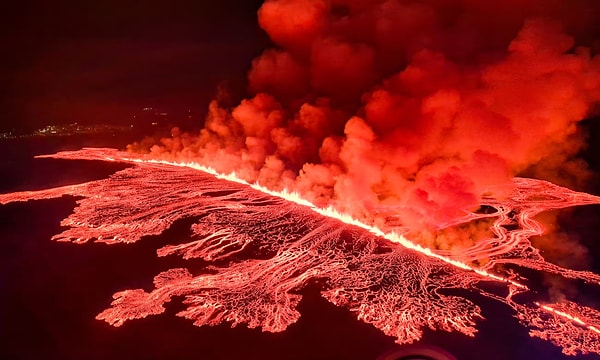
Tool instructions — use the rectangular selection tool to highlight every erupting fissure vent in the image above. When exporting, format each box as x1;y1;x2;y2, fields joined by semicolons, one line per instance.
1;147;600;356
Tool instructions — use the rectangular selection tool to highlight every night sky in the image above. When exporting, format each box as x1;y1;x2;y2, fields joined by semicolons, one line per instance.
3;1;600;359
1;0;268;131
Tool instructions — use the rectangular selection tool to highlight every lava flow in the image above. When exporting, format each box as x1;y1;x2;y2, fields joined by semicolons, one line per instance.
5;0;600;357
2;147;600;356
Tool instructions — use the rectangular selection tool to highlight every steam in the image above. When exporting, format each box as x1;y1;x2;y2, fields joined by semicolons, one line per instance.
129;0;600;231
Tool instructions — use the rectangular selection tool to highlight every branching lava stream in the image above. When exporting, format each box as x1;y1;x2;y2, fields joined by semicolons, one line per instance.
1;147;600;356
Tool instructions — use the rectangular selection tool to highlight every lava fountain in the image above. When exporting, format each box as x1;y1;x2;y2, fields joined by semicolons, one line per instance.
5;0;600;357
1;147;600;356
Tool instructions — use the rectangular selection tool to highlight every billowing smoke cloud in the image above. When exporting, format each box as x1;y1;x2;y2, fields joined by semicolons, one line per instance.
130;0;600;232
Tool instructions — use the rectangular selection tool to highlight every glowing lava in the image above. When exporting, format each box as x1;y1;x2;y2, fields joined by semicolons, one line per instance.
2;147;600;356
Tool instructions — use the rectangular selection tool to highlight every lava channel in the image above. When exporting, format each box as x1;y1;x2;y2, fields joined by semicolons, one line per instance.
1;147;600;356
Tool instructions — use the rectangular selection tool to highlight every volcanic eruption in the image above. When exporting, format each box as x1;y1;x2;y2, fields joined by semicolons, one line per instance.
3;0;600;357
131;0;600;232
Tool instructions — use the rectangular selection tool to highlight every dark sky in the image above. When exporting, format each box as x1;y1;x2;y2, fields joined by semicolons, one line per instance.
0;0;268;131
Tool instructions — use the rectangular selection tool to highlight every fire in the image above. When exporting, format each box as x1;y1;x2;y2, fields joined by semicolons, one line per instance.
3;147;600;356
131;1;600;235
516;301;600;356
536;303;592;329
5;0;600;356
131;156;531;289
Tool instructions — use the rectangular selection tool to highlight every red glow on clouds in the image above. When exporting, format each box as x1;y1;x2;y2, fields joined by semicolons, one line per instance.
5;0;600;357
130;0;600;232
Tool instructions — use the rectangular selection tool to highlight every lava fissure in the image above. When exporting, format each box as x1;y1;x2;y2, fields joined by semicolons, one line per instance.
2;147;600;356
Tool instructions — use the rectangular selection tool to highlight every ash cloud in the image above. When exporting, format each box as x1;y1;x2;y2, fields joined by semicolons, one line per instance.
130;0;600;230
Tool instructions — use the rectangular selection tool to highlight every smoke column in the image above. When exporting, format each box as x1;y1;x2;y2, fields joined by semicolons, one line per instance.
131;0;600;235
4;1;600;357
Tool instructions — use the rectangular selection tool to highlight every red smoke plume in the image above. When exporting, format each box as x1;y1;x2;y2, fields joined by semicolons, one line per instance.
130;0;600;231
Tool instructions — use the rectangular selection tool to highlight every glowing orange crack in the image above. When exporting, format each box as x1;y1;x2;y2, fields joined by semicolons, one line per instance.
117;156;527;289
536;302;600;335
6;147;597;355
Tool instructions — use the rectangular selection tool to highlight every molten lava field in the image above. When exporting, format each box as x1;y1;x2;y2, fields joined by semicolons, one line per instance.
2;147;600;358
